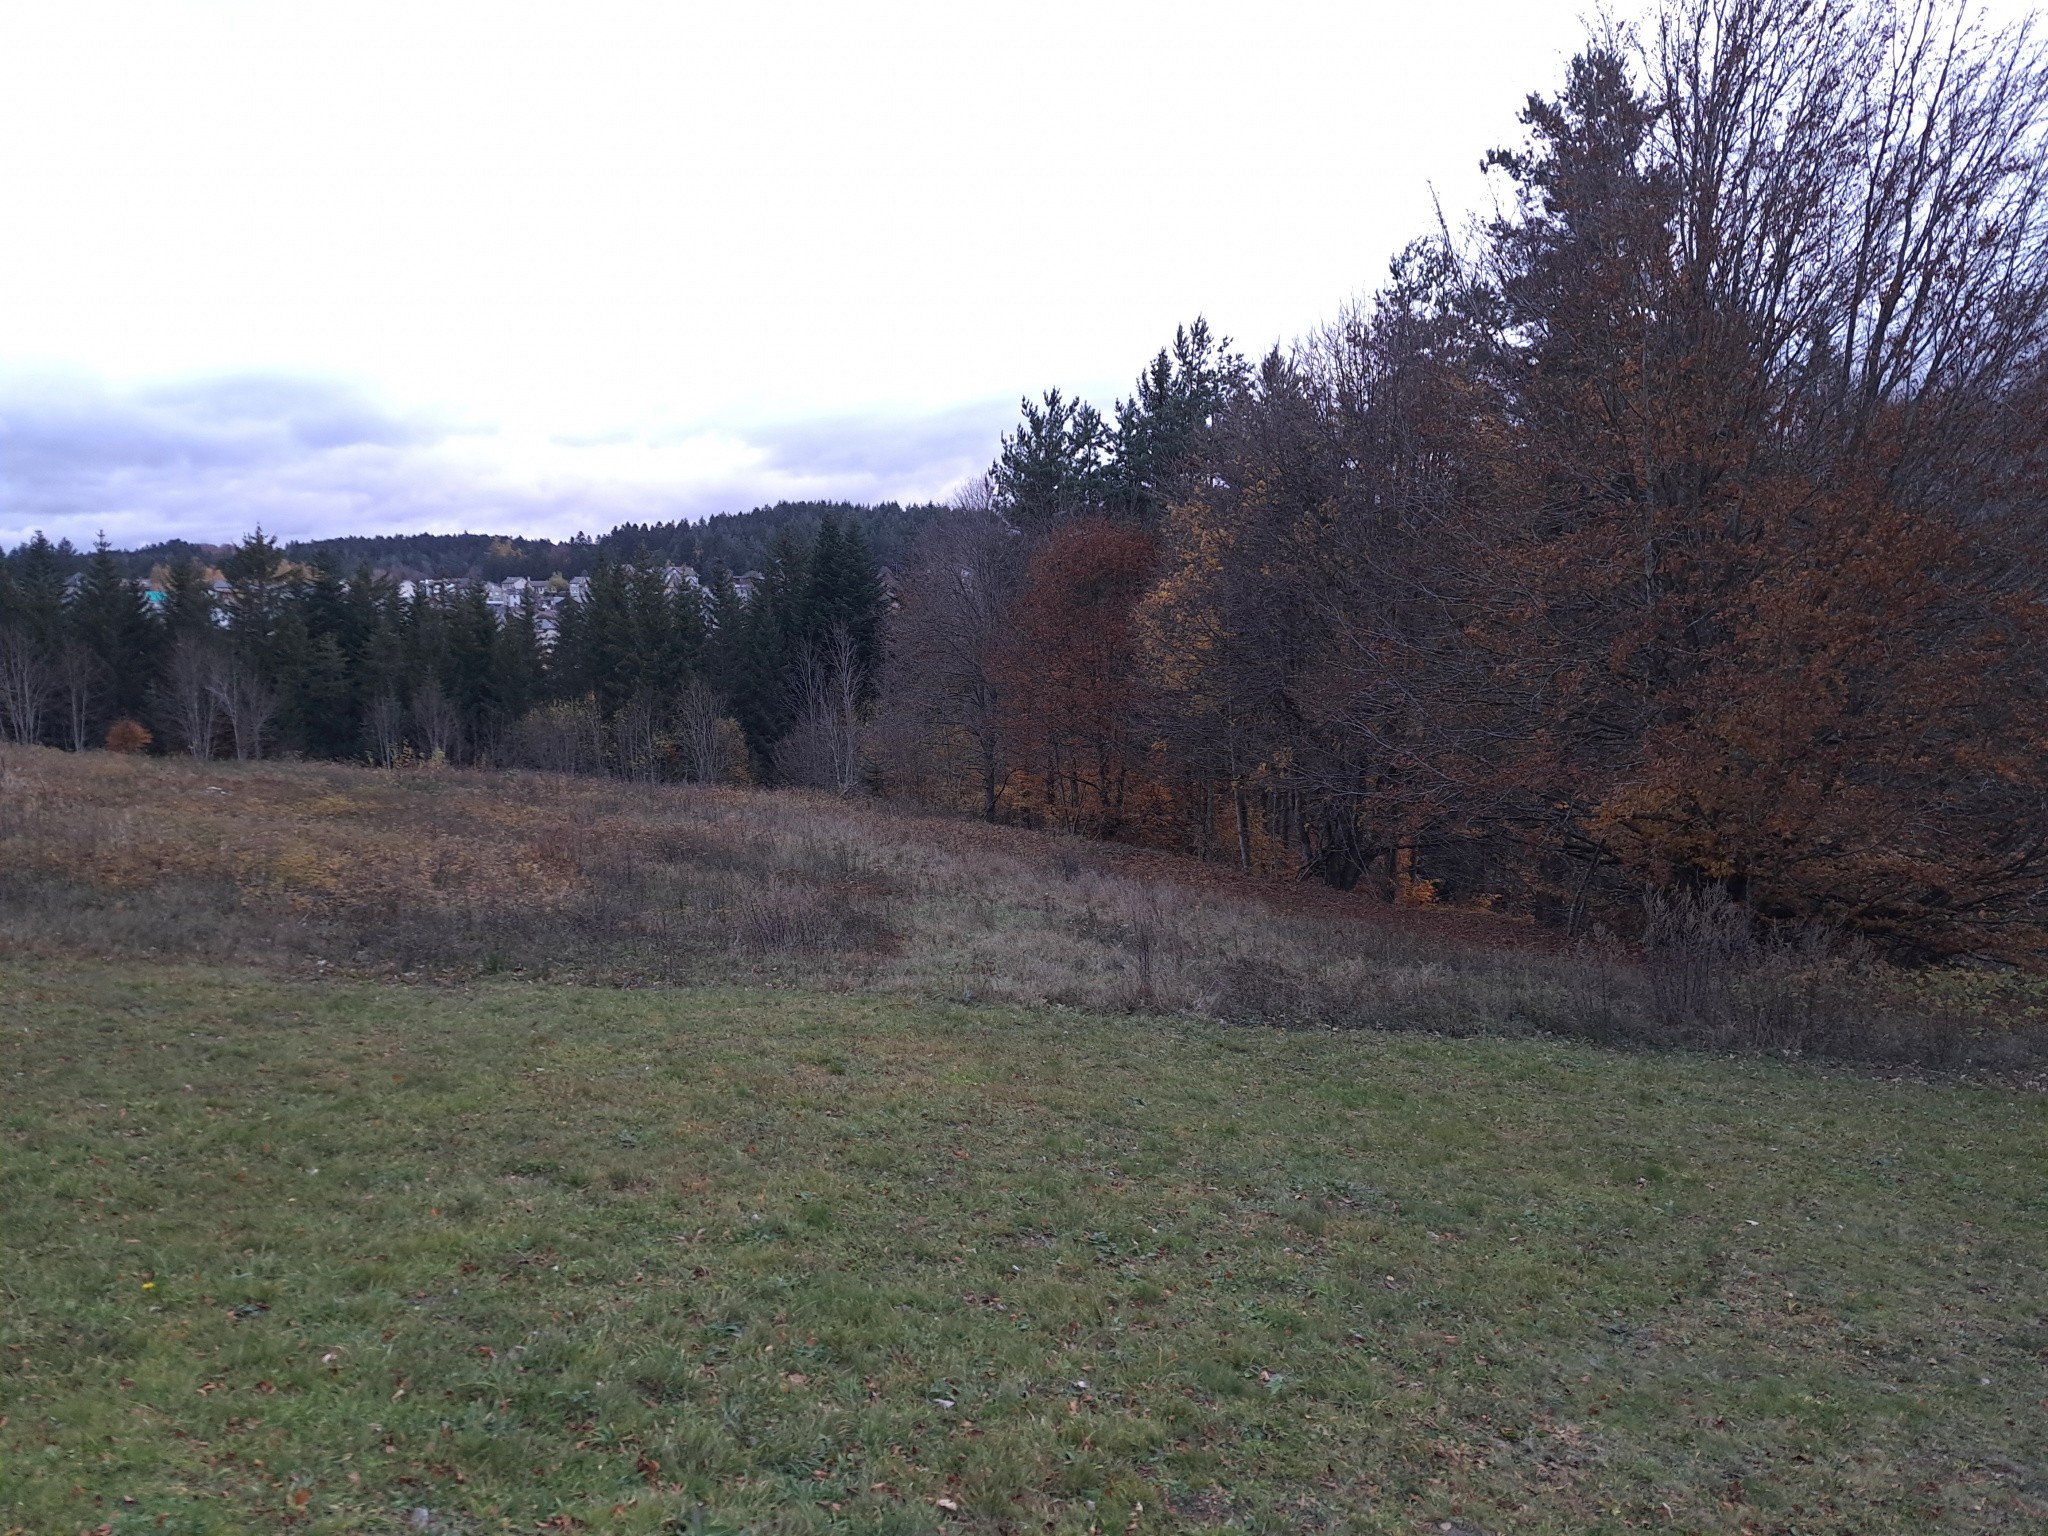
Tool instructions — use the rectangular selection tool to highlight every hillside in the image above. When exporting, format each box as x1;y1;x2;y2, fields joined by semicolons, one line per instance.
40;500;940;583
2;749;2045;1533
1;748;2040;1063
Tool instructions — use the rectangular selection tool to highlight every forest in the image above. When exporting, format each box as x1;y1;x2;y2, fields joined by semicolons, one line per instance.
56;499;937;586
3;0;2045;964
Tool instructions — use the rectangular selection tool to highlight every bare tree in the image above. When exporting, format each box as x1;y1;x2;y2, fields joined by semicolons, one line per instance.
0;627;52;746
509;699;604;775
612;690;663;782
875;493;1025;817
676;678;728;784
365;691;405;767
208;657;277;762
55;645;99;753
156;637;220;759
410;685;460;762
777;626;864;794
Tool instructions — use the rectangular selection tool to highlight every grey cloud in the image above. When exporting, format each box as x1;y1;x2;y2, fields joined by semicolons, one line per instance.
717;399;1013;484
0;372;433;483
136;375;436;452
0;371;1009;549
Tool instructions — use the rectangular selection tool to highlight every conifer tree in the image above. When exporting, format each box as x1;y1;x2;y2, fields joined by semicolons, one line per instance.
492;588;547;726
161;559;219;645
69;536;158;734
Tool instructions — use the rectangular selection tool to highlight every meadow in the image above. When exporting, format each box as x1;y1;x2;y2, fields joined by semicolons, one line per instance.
3;748;2045;1534
1;749;2038;1061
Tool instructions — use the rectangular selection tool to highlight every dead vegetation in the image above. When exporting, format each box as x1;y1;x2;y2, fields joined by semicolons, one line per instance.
1;745;2040;1069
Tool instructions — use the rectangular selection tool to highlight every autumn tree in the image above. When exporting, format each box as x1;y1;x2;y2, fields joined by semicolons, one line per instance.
1475;0;2048;953
878;481;1027;818
995;520;1160;837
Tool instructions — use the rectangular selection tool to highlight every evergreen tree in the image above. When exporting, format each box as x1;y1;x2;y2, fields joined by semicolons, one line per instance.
731;528;810;777
803;513;886;701
574;557;639;713
702;565;747;703
444;586;502;753
491;588;547;726
69;535;159;733
1108;318;1245;523
990;390;1114;531
293;630;356;759
161;559;219;645
8;532;68;652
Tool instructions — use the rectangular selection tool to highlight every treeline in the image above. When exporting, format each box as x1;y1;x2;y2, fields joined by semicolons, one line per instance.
40;502;937;585
0;518;885;788
879;0;2048;963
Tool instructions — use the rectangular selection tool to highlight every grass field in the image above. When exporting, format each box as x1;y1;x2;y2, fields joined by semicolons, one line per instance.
5;960;2044;1535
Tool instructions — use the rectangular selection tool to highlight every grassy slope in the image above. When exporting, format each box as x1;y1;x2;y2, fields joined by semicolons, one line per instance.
3;963;2043;1535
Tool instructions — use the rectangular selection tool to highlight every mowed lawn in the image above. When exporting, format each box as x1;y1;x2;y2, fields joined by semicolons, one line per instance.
3;965;2044;1535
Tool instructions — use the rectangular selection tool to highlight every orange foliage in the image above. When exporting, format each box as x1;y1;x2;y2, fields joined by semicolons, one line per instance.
993;521;1163;838
104;719;153;754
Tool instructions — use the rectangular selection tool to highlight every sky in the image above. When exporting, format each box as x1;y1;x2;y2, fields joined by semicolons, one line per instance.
2;0;1610;550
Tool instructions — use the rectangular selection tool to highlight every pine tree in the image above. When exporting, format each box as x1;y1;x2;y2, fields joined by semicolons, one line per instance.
161;559;219;645
70;535;159;736
491;588;547;726
444;586;502;754
1108;319;1244;524
731;528;810;777
990;391;1114;532
8;533;68;653
835;518;886;700
702;565;747;702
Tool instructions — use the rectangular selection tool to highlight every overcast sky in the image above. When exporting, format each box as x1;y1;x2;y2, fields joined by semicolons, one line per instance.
4;0;1638;548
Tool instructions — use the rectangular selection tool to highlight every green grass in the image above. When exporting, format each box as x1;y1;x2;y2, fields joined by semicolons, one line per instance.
3;963;2044;1535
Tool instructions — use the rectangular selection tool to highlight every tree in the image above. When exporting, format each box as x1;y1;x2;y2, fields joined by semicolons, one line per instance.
3;533;68;654
990;389;1114;532
729;528;810;779
879;487;1027;818
0;627;52;746
994;520;1159;837
160;558;219;644
1470;0;2048;953
54;645;99;752
776;625;865;794
156;637;220;759
675;678;732;785
70;535;158;735
1108;318;1246;523
208;655;277;762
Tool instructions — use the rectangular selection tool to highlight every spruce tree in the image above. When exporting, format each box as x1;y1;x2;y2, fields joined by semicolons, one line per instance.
731;528;810;777
702;565;746;704
491;588;547;725
161;559;219;644
70;536;158;734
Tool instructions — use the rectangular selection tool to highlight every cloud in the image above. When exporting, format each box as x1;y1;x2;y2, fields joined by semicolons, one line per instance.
0;370;1011;550
738;400;1013;486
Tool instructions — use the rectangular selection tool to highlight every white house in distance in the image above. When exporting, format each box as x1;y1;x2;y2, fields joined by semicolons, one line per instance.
427;565;708;646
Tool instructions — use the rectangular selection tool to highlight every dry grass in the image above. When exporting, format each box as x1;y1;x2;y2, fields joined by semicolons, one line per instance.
1;746;2040;1068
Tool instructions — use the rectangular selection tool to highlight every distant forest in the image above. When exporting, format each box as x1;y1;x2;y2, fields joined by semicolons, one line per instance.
16;501;938;584
4;0;2045;966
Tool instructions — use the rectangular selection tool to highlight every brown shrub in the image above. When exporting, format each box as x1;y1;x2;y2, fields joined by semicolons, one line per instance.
104;719;153;753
